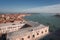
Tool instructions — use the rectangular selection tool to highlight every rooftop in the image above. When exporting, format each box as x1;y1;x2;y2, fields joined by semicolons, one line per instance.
0;21;25;28
7;21;48;38
25;21;40;27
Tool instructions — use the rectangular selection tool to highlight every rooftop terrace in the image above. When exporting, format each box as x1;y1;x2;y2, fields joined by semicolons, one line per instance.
7;21;48;38
0;21;25;28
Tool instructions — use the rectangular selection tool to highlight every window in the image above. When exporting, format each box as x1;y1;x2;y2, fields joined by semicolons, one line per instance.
0;28;1;30
21;38;24;40
12;24;15;25
32;35;35;38
41;31;43;34
10;21;14;23
45;30;47;32
37;33;39;35
28;36;30;38
29;29;33;31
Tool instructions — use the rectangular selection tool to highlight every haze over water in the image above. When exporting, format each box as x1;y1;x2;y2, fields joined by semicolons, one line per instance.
25;13;60;40
25;13;60;31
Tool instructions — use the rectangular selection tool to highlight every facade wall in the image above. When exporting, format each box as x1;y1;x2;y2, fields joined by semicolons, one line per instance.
32;27;49;40
8;26;49;40
0;24;25;34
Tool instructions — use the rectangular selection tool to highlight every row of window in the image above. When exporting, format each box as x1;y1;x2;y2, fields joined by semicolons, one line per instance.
8;27;16;29
0;22;24;30
8;26;20;29
21;30;47;40
0;26;20;33
0;26;20;30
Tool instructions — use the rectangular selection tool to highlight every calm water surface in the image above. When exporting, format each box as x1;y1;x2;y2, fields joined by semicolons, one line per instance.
25;13;60;40
25;13;60;30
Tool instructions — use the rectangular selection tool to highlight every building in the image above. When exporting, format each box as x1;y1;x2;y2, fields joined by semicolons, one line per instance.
0;21;25;34
0;13;30;34
0;14;31;23
0;14;49;40
7;21;49;40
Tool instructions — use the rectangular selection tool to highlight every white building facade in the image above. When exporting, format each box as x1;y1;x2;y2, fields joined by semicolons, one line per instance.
0;21;25;34
7;24;49;40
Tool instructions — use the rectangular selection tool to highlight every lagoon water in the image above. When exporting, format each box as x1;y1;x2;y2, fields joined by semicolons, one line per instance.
25;13;60;30
25;13;60;40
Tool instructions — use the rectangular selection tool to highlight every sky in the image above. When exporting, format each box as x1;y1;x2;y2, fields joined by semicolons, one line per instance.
0;0;60;13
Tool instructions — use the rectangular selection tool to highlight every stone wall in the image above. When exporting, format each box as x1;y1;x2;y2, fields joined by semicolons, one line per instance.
7;26;49;40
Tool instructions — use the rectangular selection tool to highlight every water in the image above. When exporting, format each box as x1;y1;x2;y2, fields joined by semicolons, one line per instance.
25;13;60;40
25;13;60;30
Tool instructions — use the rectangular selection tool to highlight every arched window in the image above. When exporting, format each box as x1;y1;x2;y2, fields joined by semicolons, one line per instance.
37;33;39;35
41;31;43;34
32;35;35;38
28;36;30;38
45;30;47;32
12;24;15;25
21;38;24;40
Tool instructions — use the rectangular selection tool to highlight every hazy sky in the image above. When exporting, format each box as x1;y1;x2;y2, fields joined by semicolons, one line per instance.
0;0;60;13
